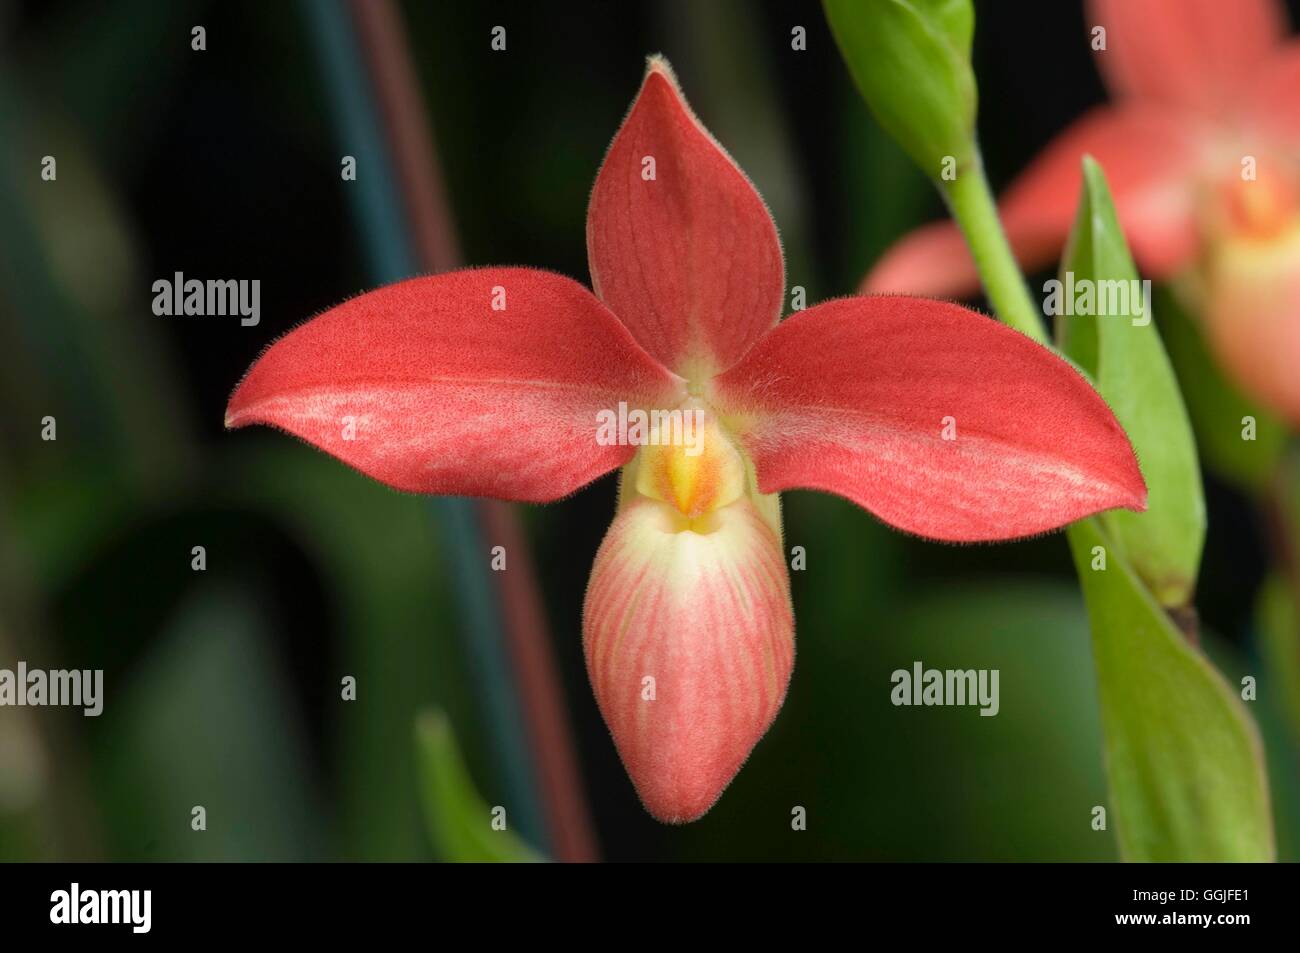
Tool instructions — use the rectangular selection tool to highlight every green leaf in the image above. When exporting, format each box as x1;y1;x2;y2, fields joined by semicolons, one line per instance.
1067;519;1274;861
824;0;976;175
1059;157;1205;607
414;711;543;863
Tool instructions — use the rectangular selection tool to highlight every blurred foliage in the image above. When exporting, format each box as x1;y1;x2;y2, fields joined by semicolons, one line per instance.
227;443;459;860
1259;577;1300;741
89;586;323;861
415;710;542;862
1254;574;1300;858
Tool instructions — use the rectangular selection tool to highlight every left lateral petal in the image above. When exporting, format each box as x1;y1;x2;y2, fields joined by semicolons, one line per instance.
226;268;683;501
587;57;784;379
711;296;1147;542
583;495;793;823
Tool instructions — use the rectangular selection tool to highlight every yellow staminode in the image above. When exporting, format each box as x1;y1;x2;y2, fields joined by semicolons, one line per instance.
634;407;745;520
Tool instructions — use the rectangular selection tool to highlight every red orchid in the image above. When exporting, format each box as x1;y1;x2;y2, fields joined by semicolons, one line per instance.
226;57;1146;823
865;0;1300;424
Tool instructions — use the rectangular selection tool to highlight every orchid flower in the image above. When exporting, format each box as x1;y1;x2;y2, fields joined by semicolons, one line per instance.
864;0;1300;425
226;57;1146;823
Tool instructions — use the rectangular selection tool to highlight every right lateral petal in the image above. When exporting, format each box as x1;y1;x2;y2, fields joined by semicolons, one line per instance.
226;268;683;501
711;296;1147;542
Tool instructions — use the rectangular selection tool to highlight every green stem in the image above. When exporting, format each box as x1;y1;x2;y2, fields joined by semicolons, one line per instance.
942;157;1046;344
942;150;1104;557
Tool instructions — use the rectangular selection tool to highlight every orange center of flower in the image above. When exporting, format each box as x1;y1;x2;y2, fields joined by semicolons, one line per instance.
633;402;746;521
1212;165;1299;242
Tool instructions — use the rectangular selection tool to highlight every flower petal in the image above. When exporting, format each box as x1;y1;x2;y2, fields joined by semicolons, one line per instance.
861;219;983;300
583;495;793;823
1203;225;1300;425
1088;0;1285;112
1244;40;1300;151
226;268;683;500
587;56;784;379
864;107;1205;298
711;296;1147;542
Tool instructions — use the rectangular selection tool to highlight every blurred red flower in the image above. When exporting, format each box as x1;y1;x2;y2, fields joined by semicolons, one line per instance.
866;0;1300;423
